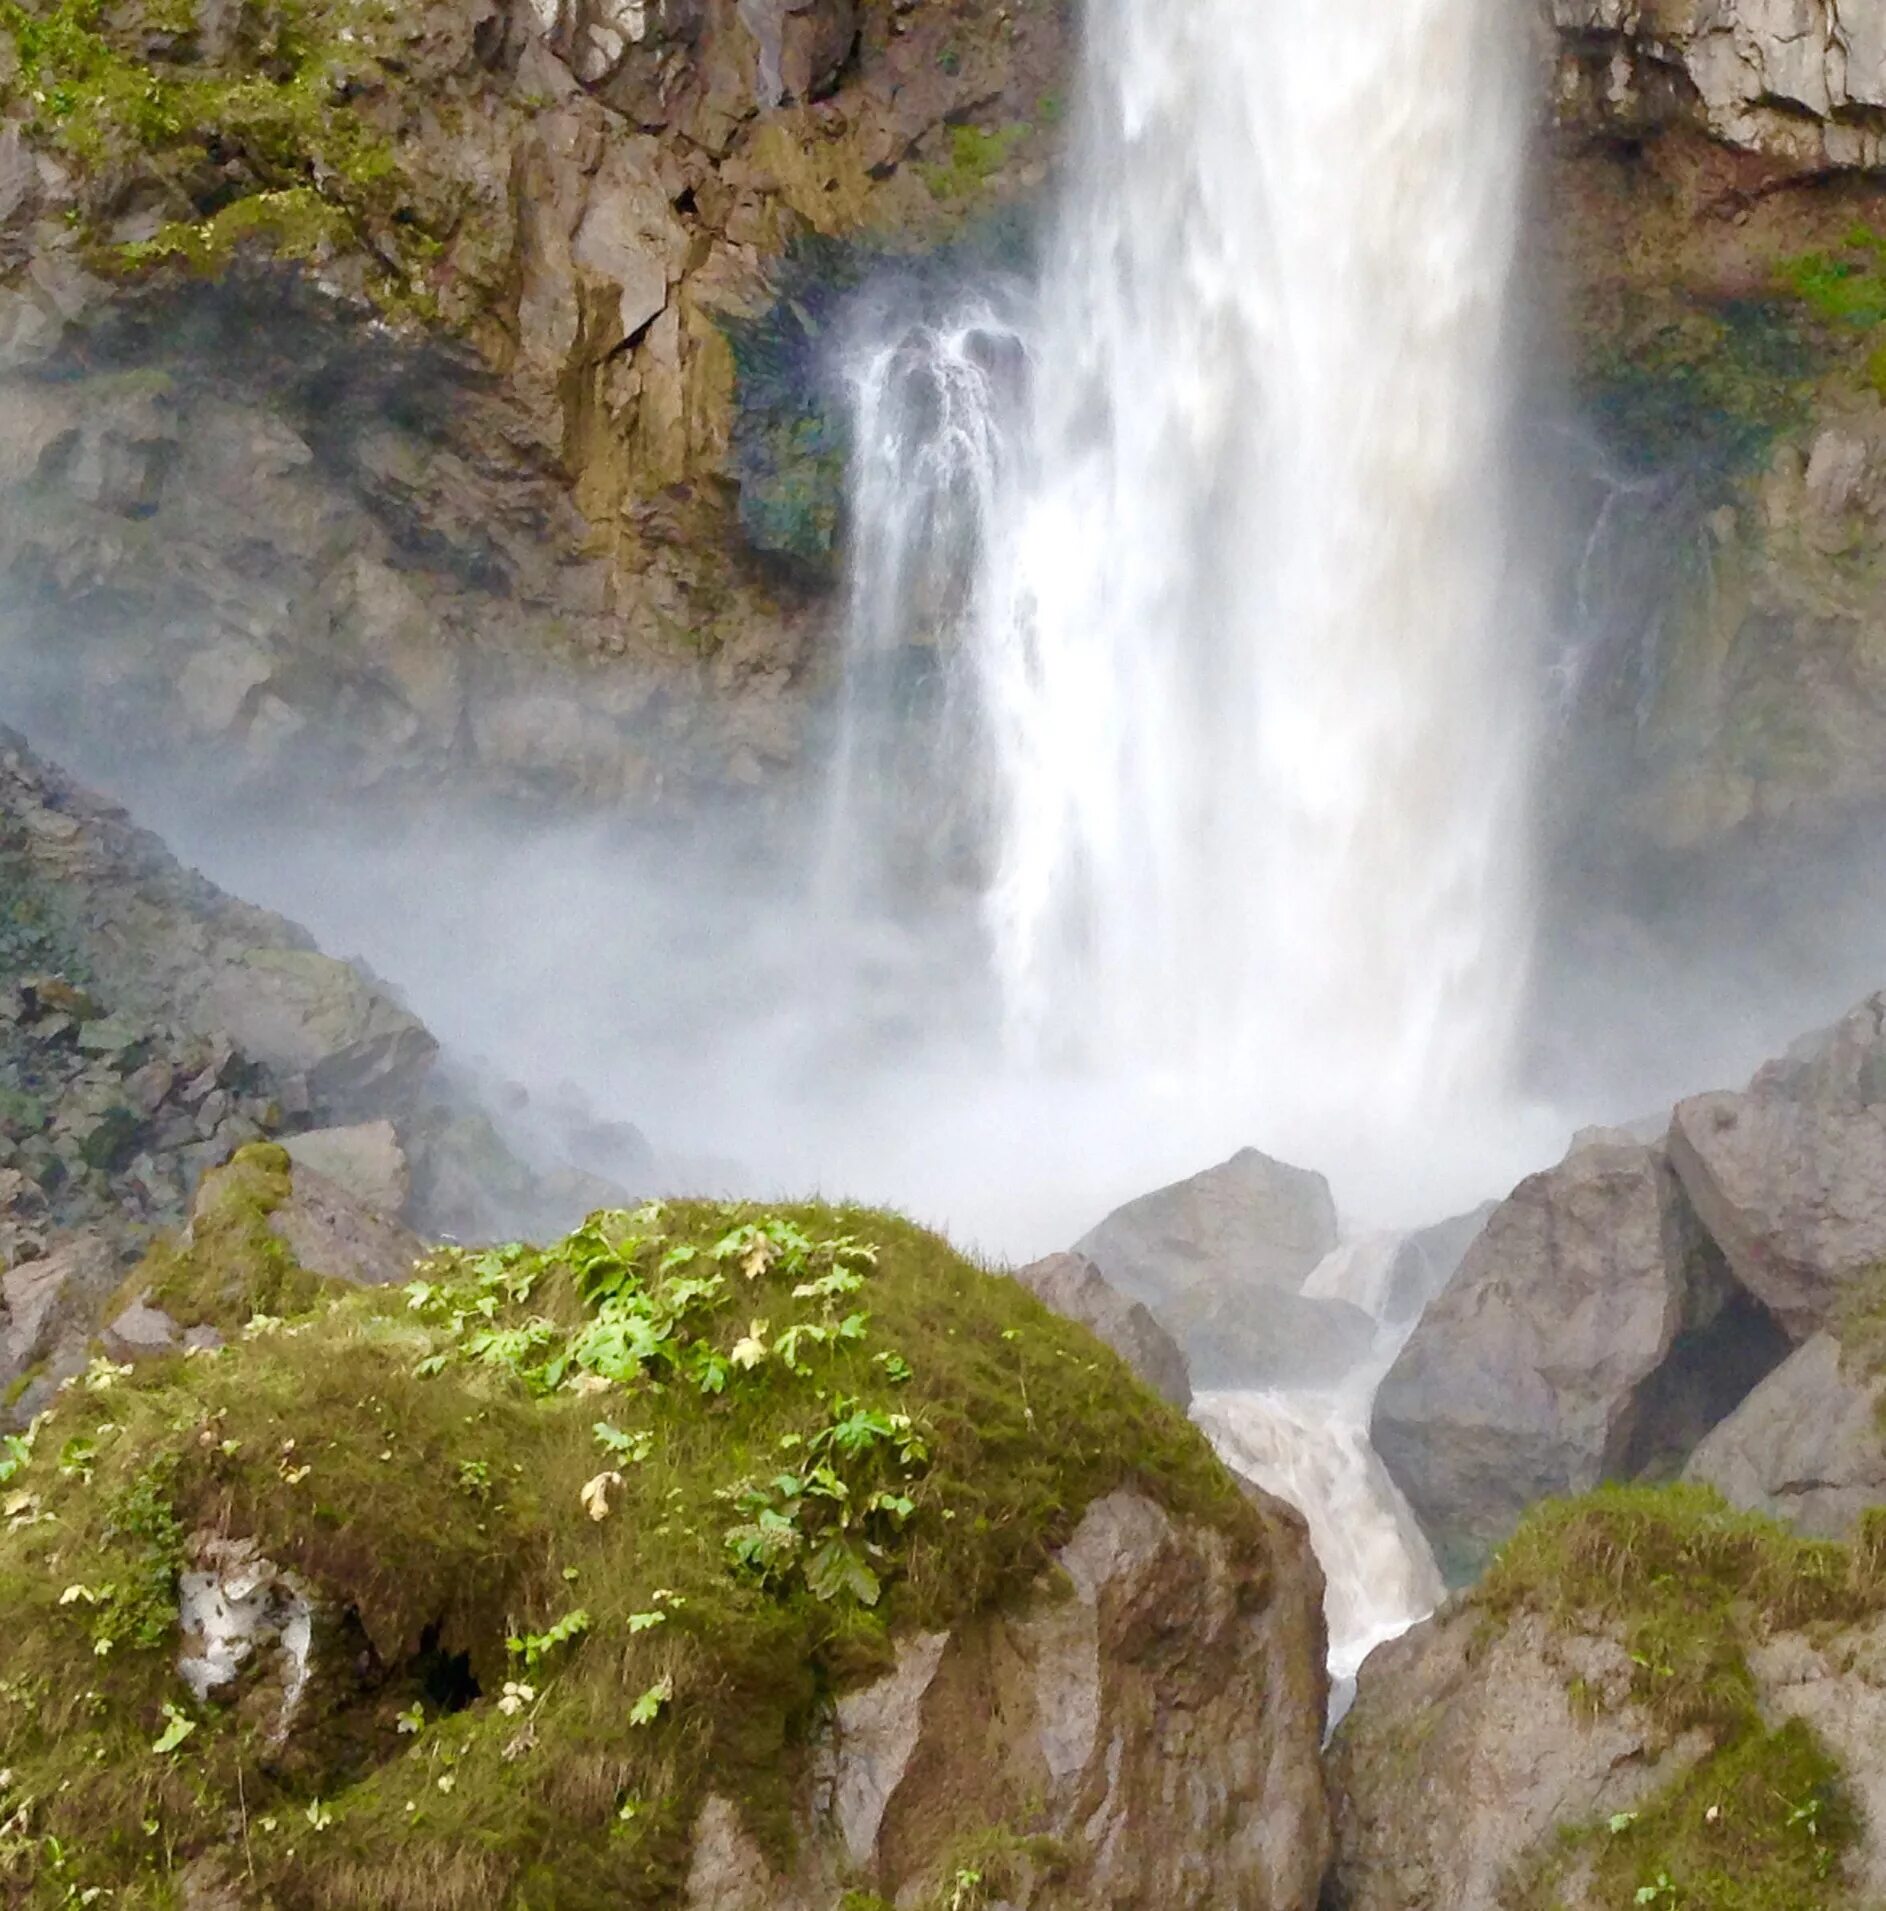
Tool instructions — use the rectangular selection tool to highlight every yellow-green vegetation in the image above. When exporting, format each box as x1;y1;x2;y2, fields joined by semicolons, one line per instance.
0;0;459;312
918;121;1028;204
1486;1484;1884;1909
0;1189;1256;1906
1777;225;1886;400
127;1141;326;1329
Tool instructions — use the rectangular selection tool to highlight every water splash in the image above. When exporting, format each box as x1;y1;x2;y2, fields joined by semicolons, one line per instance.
1195;1384;1444;1691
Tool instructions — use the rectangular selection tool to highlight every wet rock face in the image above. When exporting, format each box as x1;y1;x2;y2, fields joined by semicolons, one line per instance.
0;0;1069;808
682;1488;1333;1911
1373;1136;1788;1582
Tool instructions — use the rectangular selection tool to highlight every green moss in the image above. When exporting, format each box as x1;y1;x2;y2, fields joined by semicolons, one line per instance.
127;1142;326;1331
919;122;1027;204
1778;226;1886;331
1578;296;1813;478
0;0;450;314
1518;1719;1855;1911
1481;1484;1876;1736
1486;1486;1881;1910
0;1196;1258;1906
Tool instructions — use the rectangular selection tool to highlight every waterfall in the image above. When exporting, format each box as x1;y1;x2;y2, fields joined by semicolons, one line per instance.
831;0;1536;1160
1195;1235;1448;1696
821;0;1537;1675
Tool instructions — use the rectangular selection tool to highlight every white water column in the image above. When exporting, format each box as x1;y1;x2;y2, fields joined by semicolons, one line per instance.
967;0;1536;1131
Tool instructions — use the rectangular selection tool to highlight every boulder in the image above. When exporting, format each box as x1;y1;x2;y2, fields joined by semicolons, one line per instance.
1328;1604;1698;1911
1012;1253;1192;1408
1163;1280;1376;1392
1373;1139;1786;1582
283;1120;410;1219
265;1162;426;1291
196;950;436;1118
1684;1333;1886;1540
682;1489;1332;1910
1073;1147;1339;1314
1;1231;117;1376
1332;1486;1886;1908
1667;994;1886;1341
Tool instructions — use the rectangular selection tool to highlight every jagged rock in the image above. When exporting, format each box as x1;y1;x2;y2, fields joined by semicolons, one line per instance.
1073;1147;1339;1314
1373;1138;1788;1581
1328;1603;1711;1911
0;0;1067;807
195;951;434;1118
1551;0;1886;171
1668;994;1886;1341
283;1120;410;1220
680;1489;1332;1910
1684;1333;1886;1539
1012;1252;1192;1408
265;1162;426;1291
1;1231;118;1377
100;1295;187;1362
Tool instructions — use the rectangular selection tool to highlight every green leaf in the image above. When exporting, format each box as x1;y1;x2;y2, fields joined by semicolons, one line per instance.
804;1537;881;1607
629;1673;673;1726
151;1702;196;1755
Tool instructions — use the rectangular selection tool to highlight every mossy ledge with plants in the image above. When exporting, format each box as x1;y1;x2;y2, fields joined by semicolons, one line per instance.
1486;1484;1886;1911
0;1146;1261;1907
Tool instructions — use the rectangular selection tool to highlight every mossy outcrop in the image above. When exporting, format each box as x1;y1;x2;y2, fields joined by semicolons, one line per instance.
1330;1482;1886;1910
0;0;1071;805
0;1181;1332;1907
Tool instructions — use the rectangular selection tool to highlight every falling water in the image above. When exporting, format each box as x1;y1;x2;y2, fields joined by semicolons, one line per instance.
832;0;1536;1155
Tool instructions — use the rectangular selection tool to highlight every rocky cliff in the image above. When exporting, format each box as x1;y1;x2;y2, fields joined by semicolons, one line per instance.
0;0;1067;803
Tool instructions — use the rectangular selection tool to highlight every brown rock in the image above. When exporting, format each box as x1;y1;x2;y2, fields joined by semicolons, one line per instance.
1013;1252;1192;1408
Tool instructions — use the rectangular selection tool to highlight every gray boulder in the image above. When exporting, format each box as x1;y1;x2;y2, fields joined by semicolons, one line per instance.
266;1162;426;1290
1163;1280;1375;1392
1013;1253;1192;1408
1329;1604;1696;1911
1668;994;1886;1341
1;1231;123;1421
283;1120;410;1220
1073;1147;1338;1314
1684;1333;1886;1540
1372;1138;1785;1583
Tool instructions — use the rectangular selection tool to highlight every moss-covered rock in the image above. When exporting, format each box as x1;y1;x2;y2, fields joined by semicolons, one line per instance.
1330;1482;1886;1910
0;1188;1328;1907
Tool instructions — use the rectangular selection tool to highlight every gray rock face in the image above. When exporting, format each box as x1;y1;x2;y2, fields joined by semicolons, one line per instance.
682;1487;1333;1910
1550;0;1886;170
1668;994;1886;1341
1373;1139;1784;1582
1013;1253;1192;1408
1074;1148;1339;1314
283;1121;410;1220
1329;1603;1704;1911
266;1163;427;1291
1684;1333;1886;1539
0;1232;120;1409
